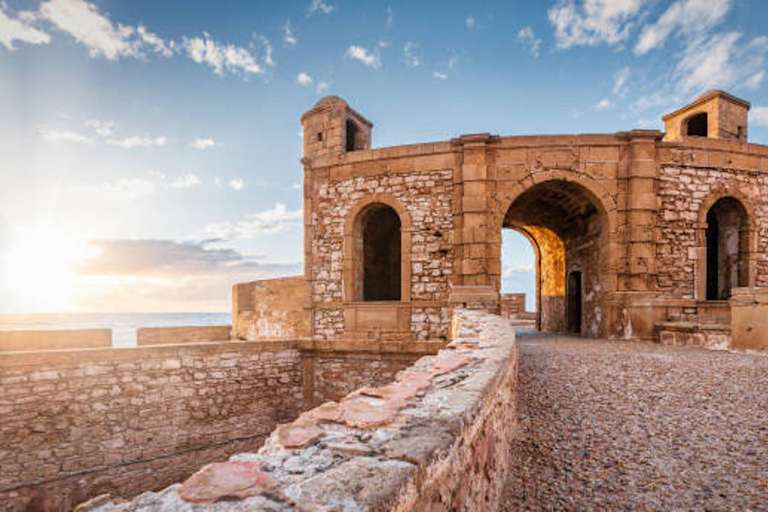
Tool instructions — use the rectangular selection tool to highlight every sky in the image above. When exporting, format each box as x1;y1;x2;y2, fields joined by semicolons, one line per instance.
1;0;767;313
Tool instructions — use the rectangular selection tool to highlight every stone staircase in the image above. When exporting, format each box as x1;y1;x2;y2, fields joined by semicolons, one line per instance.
654;303;732;350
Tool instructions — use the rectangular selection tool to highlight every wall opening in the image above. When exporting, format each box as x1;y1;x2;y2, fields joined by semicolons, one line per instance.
501;229;537;321
359;204;401;301
502;180;606;336
346;119;360;152
567;271;582;334
705;197;748;300
686;113;708;137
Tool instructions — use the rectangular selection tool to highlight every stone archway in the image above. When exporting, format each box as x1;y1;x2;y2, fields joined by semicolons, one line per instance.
502;179;608;336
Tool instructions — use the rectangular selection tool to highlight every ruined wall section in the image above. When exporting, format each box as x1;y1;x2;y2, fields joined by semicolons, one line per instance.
0;341;303;511
656;142;768;301
309;152;455;342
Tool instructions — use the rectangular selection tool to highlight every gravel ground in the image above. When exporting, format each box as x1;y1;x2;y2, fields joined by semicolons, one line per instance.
502;333;768;511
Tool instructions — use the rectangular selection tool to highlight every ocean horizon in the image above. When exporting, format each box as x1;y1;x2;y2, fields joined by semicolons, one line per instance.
0;312;232;347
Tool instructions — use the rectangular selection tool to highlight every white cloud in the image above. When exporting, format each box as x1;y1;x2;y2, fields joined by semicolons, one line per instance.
309;0;334;15
290;182;301;190
595;98;611;110
517;26;542;57
106;135;168;149
0;4;50;50
634;0;730;55
548;0;647;50
613;66;631;96
171;173;201;189
256;34;274;67
432;71;448;80
316;80;330;94
404;41;421;69
38;127;94;144
182;32;263;76
466;16;475;29
675;32;768;93
137;24;173;57
745;71;765;90
191;137;216;150
297;71;313;86
84;119;115;137
345;45;381;68
386;6;393;27
283;20;296;47
750;106;768;127
228;178;245;191
39;0;172;60
202;203;302;239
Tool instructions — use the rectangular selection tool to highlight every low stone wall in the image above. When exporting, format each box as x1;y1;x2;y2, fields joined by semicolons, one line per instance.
82;309;518;511
0;329;112;352
136;325;231;346
0;341;303;511
730;287;768;351
299;340;439;407
232;276;310;341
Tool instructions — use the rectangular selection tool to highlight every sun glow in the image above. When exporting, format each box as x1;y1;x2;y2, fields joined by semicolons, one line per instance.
0;226;101;313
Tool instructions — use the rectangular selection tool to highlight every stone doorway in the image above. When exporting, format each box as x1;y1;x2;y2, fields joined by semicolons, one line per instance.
502;179;607;336
567;270;582;334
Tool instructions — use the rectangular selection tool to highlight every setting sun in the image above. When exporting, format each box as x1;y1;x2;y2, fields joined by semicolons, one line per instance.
0;226;101;312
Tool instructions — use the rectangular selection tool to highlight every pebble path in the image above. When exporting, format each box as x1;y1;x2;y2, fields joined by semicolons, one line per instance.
503;332;768;511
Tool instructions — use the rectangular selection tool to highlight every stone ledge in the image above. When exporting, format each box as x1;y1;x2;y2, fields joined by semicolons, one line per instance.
78;309;518;511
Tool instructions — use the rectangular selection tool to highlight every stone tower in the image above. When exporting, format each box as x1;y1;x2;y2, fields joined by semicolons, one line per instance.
663;89;750;143
300;96;373;161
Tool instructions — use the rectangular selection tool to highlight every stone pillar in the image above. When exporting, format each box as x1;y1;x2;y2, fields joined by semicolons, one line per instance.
620;130;661;339
452;134;498;287
730;287;768;351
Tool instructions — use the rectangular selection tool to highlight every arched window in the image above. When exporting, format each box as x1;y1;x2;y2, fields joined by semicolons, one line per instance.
686;113;708;137
706;197;748;300
346;119;360;152
358;204;401;301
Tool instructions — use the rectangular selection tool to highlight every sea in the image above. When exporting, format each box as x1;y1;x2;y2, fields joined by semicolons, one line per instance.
0;312;231;348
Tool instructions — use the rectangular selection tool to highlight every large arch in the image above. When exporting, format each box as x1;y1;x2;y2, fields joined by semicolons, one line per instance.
500;179;609;336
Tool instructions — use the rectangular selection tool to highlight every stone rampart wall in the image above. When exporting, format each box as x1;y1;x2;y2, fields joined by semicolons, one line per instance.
0;341;303;511
0;329;112;352
135;325;231;346
83;309;519;511
232;276;310;341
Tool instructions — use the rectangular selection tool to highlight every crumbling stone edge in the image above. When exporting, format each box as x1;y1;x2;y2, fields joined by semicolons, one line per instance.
77;309;518;511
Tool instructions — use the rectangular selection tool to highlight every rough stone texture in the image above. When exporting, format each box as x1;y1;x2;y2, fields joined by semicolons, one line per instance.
232;276;310;341
308;167;454;342
0;329;112;352
79;309;518;512
304;352;423;407
287;91;768;347
504;332;768;510
136;326;231;346
0;341;303;511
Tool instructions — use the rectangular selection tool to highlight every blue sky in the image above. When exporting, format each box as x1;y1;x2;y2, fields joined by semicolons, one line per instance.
1;0;767;313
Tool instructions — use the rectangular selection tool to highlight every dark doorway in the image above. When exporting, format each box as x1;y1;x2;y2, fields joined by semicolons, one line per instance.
705;197;748;300
686;113;708;137
346;120;359;152
706;210;719;300
362;204;401;301
567;271;582;334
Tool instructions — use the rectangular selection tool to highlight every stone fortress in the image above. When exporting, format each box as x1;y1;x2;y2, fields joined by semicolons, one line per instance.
279;89;768;350
3;90;768;510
